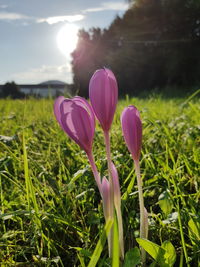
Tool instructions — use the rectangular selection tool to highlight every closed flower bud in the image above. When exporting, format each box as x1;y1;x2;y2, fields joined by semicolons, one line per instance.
89;68;118;132
121;105;142;161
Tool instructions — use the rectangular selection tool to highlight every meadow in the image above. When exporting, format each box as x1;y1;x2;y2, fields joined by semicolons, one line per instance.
0;94;199;266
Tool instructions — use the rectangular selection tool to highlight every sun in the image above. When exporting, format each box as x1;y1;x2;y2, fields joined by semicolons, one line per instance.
56;24;79;57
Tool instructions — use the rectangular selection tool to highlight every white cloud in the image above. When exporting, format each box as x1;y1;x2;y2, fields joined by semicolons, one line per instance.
0;11;84;25
0;11;29;20
83;7;105;13
83;2;129;13
0;4;8;9
102;2;129;11
0;2;128;24
37;14;84;25
11;64;72;84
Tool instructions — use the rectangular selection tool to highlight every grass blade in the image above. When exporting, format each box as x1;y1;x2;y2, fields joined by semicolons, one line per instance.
87;219;113;267
22;130;30;209
112;214;119;267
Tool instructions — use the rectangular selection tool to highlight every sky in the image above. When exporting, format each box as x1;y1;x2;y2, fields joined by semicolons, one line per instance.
0;0;129;84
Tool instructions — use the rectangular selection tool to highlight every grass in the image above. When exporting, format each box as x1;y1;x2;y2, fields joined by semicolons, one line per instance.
0;94;199;266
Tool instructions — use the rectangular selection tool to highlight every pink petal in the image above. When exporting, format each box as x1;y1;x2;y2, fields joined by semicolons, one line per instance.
53;96;65;128
60;100;94;153
73;96;95;131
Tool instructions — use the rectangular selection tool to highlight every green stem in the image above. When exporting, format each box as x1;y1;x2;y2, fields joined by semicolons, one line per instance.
134;159;146;265
87;151;102;195
104;130;114;217
104;130;115;258
115;204;124;259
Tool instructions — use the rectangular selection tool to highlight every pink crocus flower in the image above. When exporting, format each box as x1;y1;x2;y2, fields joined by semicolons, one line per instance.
54;96;95;155
89;68;118;248
121;105;142;161
89;68;118;132
121;105;148;264
54;96;102;193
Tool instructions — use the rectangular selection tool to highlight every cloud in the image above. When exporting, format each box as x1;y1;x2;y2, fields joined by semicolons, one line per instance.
0;11;84;25
0;11;29;20
83;7;105;13
83;2;129;13
0;2;128;25
0;4;8;9
37;14;84;24
11;64;72;84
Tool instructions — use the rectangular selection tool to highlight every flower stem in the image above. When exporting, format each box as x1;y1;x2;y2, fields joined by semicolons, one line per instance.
104;130;114;257
115;204;124;259
134;159;146;265
87;151;102;195
104;130;114;216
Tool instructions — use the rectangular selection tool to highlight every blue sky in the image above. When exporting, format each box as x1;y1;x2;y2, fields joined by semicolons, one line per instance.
0;0;129;84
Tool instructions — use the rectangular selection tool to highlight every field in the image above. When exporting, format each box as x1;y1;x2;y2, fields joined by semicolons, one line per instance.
0;94;199;266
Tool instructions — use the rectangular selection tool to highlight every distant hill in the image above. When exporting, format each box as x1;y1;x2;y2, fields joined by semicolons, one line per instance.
39;80;67;85
0;80;72;98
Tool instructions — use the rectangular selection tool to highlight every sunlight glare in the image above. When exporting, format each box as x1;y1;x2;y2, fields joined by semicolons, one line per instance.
57;24;79;57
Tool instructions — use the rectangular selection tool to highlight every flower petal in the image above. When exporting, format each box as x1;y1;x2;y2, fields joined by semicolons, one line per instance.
53;96;65;128
60;100;94;153
73;96;95;130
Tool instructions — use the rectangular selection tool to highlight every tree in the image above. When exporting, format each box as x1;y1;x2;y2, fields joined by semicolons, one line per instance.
0;82;25;99
71;0;200;96
71;28;107;97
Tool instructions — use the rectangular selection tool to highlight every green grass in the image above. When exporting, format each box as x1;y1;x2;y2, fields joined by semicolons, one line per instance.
0;95;199;266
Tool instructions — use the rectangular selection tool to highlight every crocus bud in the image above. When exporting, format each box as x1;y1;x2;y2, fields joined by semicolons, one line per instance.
89;68;118;132
54;96;95;154
121;106;142;161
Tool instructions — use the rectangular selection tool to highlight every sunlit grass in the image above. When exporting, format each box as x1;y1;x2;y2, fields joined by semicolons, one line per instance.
0;95;199;266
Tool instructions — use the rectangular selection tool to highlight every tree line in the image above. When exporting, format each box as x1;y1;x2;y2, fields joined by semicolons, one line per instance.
71;0;200;97
0;82;25;99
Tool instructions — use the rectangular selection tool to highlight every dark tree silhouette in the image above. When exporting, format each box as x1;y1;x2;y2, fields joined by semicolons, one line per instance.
71;0;200;96
0;82;25;99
